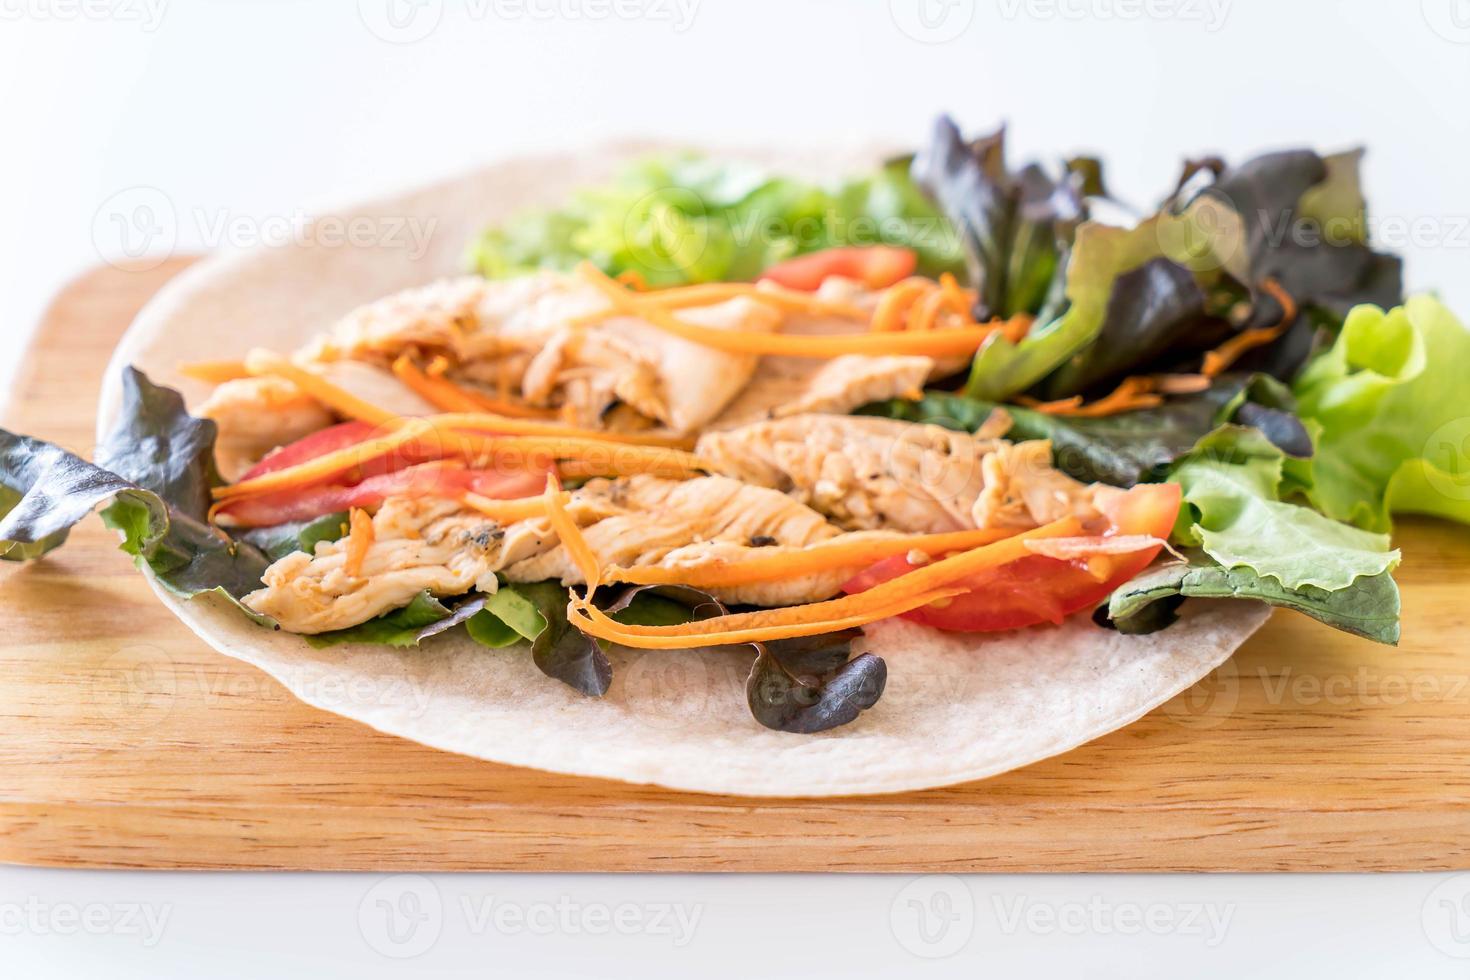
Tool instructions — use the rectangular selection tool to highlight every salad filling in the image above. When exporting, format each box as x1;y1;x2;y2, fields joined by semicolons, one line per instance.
6;115;1465;736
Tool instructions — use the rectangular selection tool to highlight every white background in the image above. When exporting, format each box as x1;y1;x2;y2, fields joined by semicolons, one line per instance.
2;0;1469;975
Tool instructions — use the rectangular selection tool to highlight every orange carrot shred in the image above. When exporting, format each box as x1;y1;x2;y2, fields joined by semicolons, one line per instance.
344;508;374;578
245;349;397;425
543;473;601;590
606;527;1018;589
1201;277;1299;377
178;360;251;384
576;263;999;359
566;516;1082;648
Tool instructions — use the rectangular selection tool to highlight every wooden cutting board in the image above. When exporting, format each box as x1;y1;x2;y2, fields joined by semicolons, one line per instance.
3;260;1468;872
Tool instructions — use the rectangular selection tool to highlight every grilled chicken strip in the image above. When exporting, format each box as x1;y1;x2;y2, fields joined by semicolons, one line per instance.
243;496;563;634
503;474;874;606
197;376;334;482
518;297;780;432
697;412;1095;534
242;473;873;632
292;272;780;434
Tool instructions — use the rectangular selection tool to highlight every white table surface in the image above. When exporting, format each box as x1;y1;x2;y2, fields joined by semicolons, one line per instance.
2;1;1468;975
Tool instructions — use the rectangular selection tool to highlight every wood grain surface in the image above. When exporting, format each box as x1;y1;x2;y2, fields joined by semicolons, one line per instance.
2;260;1468;871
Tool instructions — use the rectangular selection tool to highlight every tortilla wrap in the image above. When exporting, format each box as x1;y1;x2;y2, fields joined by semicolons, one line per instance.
98;143;1269;797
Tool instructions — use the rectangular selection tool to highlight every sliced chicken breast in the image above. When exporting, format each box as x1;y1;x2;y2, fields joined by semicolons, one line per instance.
197;376;335;481
243;496;558;634
503;474;858;605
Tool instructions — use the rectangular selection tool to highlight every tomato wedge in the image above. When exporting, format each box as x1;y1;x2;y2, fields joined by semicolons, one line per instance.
239;422;380;481
217;461;546;527
238;420;455;489
841;483;1182;633
760;246;918;292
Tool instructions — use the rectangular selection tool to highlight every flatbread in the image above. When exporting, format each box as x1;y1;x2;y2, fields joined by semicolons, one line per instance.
99;144;1268;797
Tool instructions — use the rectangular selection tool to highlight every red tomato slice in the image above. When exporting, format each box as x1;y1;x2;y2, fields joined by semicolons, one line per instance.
842;483;1182;633
218;462;546;527
760;246;918;291
239;422;380;481
238;420;452;489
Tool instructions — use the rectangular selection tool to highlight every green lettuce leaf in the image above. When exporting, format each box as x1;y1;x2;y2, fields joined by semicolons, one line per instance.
858;374;1308;487
467;586;549;648
1170;425;1399;591
306;591;455;648
1290;295;1470;531
238;512;349;562
909;116;1099;321
1104;555;1400;645
962;140;1402;401
469;154;963;287
963;216;1170;400
0;368;272;606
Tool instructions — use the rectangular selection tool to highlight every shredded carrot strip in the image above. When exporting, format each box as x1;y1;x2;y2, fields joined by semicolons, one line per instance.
938;272;973;313
179;360;251;384
1001;313;1034;344
871;278;935;333
344;508;374;578
211;419;435;502
606;527;1017;588
425;355;555;419
458;493;548;524
576;263;1000;359
653;282;870;320
425;412;693;449
245;349;398;425
452;433;704;479
392;354;491;413
567;283;871;328
572;586;968;649
909;286;951;333
543;474;602;589
393;354;557;420
1201;277;1299;377
1020;377;1164;418
1152;373;1212;395
1015;394;1084;414
615;269;649;290
564;516;1082;648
